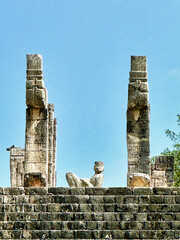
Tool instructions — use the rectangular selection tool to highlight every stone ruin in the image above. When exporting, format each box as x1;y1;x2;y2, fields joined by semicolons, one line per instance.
127;56;174;188
1;54;179;240
7;54;57;188
6;54;175;189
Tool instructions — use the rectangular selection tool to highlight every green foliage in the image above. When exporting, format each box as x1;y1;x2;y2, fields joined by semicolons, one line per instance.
161;115;180;186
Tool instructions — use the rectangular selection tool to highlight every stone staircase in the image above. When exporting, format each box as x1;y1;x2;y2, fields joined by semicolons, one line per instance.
0;187;179;239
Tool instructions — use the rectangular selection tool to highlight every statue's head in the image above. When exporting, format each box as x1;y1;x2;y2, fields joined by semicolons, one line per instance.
94;161;104;174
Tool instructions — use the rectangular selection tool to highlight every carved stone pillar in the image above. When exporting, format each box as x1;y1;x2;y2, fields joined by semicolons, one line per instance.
127;56;150;187
24;54;57;187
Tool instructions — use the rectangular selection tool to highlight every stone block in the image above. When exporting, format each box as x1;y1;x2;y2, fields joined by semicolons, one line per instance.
106;221;120;230
156;221;170;230
134;213;148;221
3;187;25;195
123;196;138;204
103;212;117;221
79;204;92;212
174;230;180;239
153;187;172;195
89;195;104;203
48;187;69;195
103;196;115;203
86;221;97;230
105;187;133;195
150;195;164;204
139;230;155;238
77;195;89;204
175;195;180;203
75;230;91;239
139;195;150;204
25;187;47;195
125;230;139;239
131;56;147;72
171;204;180;212
93;204;105;212
104;204;116;212
85;187;108;195
121;212;134;221
116;196;124;204
53;195;65;203
112;230;125;239
69;188;86;195
64;195;78;203
147;212;161;221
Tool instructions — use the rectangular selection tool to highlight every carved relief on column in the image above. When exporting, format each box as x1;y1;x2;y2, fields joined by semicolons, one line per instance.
127;56;150;187
24;54;57;187
26;54;47;108
8;54;57;187
25;54;49;187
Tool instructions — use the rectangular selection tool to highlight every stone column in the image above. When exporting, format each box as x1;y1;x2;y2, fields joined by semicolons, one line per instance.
127;56;150;187
24;54;57;187
48;104;55;187
24;54;48;187
7;146;25;187
151;155;174;187
52;118;57;187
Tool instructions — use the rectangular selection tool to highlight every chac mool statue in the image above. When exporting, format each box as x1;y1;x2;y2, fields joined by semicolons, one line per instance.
66;161;104;187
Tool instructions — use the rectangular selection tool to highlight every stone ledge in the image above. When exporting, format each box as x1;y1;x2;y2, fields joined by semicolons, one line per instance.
0;187;179;195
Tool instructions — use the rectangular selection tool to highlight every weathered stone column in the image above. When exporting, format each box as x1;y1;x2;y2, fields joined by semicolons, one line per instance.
7;146;25;187
127;56;150;187
48;104;55;187
24;54;57;187
151;155;174;187
8;54;57;187
52;118;57;186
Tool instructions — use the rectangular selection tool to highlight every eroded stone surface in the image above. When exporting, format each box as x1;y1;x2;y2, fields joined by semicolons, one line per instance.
127;173;150;188
151;155;174;187
127;56;150;187
8;54;57;187
66;161;104;188
0;187;179;239
7;146;25;187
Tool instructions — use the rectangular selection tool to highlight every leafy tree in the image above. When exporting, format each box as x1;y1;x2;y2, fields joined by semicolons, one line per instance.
161;114;180;186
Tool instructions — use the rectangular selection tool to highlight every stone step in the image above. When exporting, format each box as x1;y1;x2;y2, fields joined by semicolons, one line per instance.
0;187;179;239
1;194;180;205
0;229;180;239
0;211;179;221
0;220;179;231
0;203;180;214
1;187;180;196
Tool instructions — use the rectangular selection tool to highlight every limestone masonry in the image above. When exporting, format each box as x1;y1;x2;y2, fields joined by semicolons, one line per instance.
3;55;178;239
127;56;174;188
7;54;57;188
0;187;179;239
127;56;150;187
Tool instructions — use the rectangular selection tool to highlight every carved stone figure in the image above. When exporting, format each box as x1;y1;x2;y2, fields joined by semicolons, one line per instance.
66;161;104;187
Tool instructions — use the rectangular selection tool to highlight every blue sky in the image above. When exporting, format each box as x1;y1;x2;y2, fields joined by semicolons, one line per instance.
0;0;179;187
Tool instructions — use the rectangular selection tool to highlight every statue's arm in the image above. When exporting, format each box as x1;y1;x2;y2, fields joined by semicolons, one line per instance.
81;178;94;187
